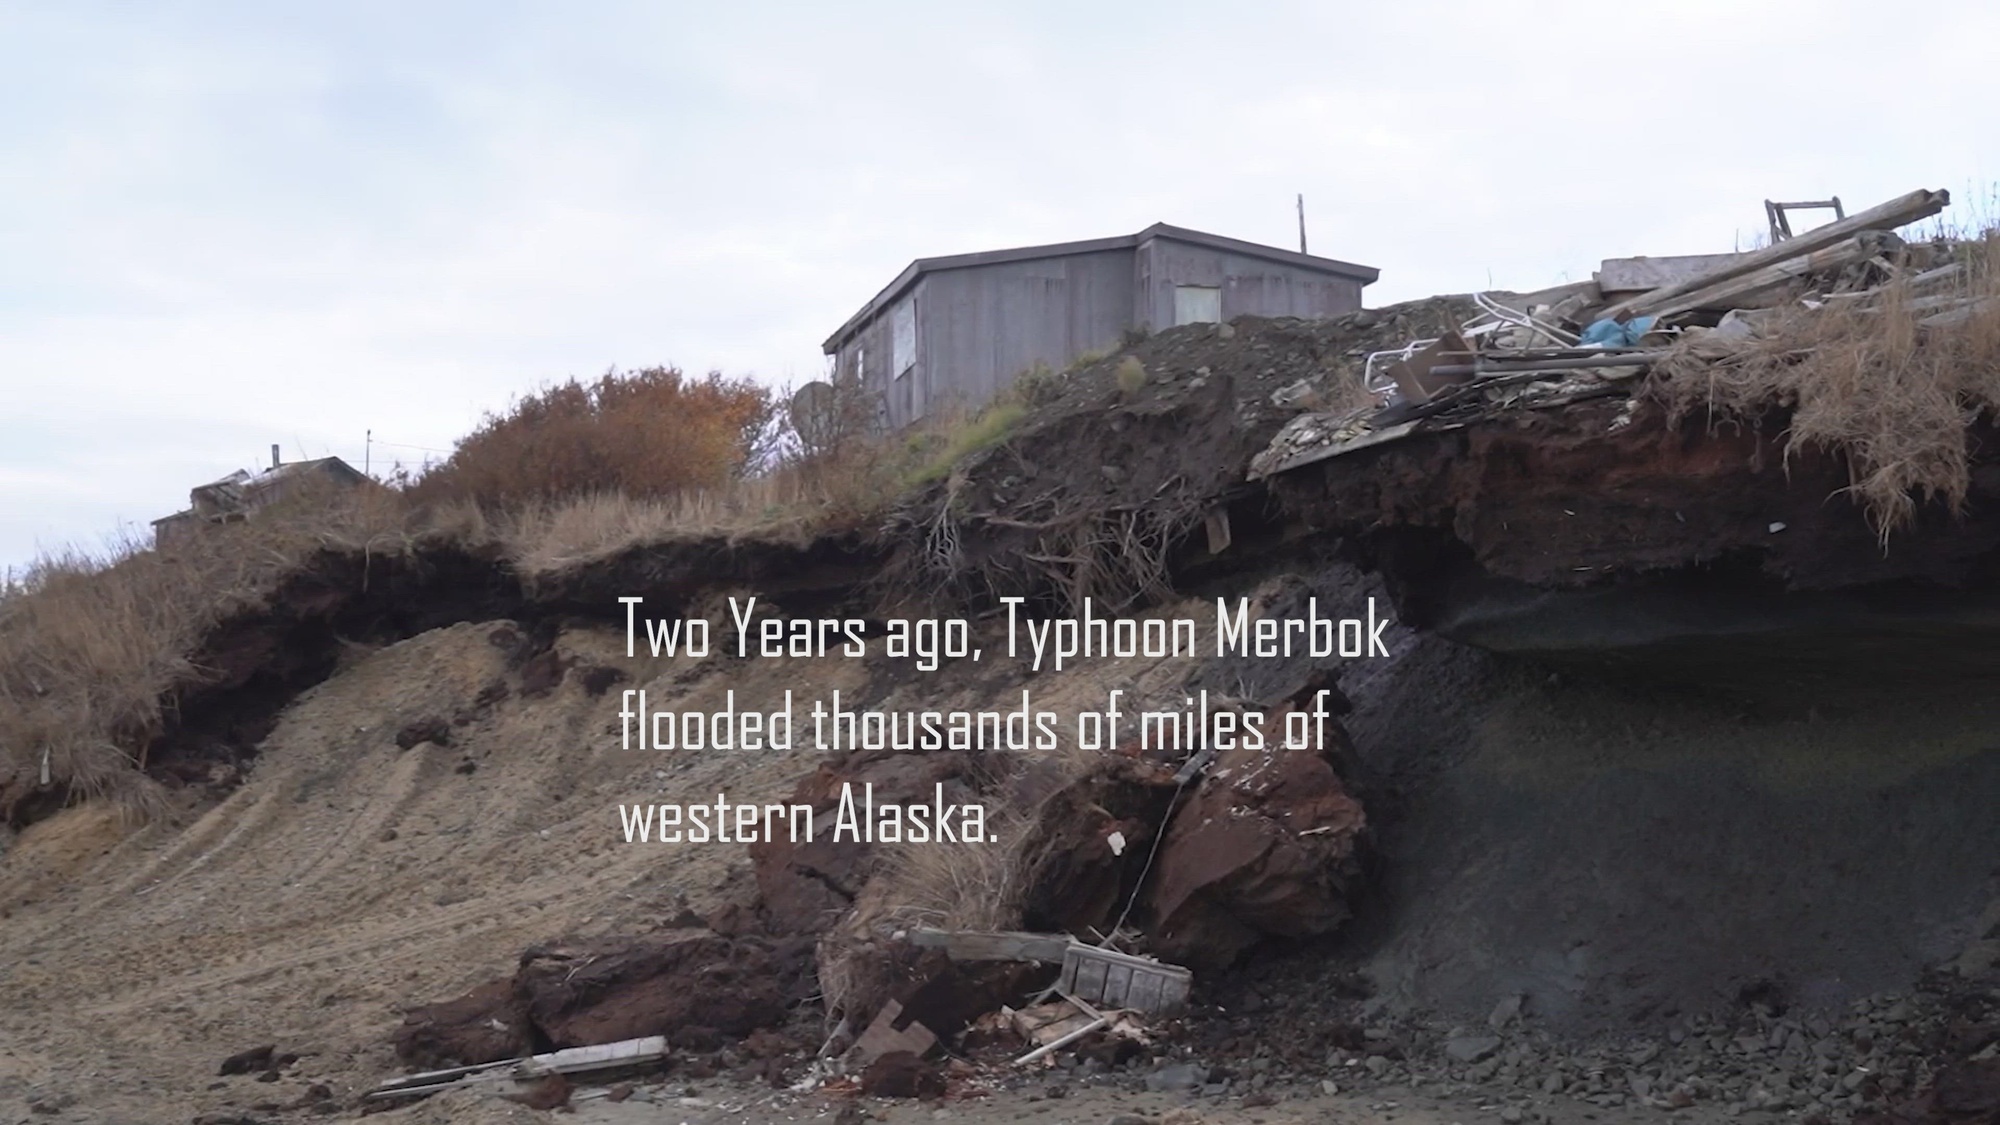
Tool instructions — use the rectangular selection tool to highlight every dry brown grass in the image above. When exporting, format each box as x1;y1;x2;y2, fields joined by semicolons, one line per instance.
0;368;1038;823
0;485;482;818
871;808;1035;933
1648;235;2000;540
501;406;992;575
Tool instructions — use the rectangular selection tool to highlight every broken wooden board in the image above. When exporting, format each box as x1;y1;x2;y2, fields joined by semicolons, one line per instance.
1204;507;1233;555
907;929;1073;963
365;1035;668;1101
1643;231;1901;319
1057;944;1191;1016
850;999;939;1066
1597;253;1749;295
1251;417;1438;479
1603;187;1949;319
1386;327;1476;403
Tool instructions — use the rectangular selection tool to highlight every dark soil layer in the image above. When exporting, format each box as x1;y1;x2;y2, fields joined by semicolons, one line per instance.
140;546;525;797
1267;401;2000;682
1227;559;2000;1035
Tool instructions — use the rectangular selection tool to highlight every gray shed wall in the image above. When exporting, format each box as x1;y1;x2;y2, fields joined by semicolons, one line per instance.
832;235;1369;430
1135;238;1365;330
915;248;1133;420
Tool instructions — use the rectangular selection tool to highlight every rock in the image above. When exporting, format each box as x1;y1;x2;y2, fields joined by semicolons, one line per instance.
1137;693;1368;967
860;1051;945;1099
393;716;450;750
1954;938;2000;979
1108;1115;1158;1125
1501;1108;1525;1123
1147;1063;1209;1093
218;1045;276;1076
1270;380;1316;408
1540;1074;1564;1093
1446;1036;1503;1064
1490;995;1525;1030
1365;1056;1392;1077
1933;1059;2000;1118
1321;1080;1340;1095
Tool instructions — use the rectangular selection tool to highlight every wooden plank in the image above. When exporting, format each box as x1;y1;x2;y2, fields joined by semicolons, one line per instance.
1597;253;1749;294
1604;188;1949;319
1013;1017;1109;1066
1204;508;1232;555
364;1035;668;1101
907;929;1073;963
538;1036;668;1072
1641;232;1894;319
851;999;938;1065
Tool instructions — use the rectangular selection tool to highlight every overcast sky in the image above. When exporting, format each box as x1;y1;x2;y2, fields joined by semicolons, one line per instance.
5;0;1997;571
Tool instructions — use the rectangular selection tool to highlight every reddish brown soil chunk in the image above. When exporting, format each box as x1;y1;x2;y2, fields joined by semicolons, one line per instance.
517;933;812;1048
391;979;533;1067
391;932;810;1068
1146;705;1368;967
749;748;987;933
859;1050;946;1098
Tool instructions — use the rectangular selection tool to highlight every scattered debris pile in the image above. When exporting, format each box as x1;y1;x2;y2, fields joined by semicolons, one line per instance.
379;673;1371;1105
1252;187;2000;662
1254;187;1955;483
883;299;1474;612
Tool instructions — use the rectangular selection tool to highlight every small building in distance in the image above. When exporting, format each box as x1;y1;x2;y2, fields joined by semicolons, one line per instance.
822;222;1378;429
152;449;372;549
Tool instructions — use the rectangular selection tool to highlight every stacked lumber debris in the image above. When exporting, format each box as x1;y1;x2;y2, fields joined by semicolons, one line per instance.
1252;187;1955;479
848;930;1189;1071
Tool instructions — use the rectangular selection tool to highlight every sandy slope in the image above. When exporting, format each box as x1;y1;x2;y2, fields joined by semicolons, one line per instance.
0;619;847;1122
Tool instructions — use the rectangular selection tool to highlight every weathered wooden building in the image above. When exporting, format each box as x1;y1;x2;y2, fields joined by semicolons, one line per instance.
151;453;373;549
822;223;1378;429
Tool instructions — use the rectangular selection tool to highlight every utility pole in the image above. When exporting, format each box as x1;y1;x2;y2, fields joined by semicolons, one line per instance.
1297;193;1308;255
365;429;372;478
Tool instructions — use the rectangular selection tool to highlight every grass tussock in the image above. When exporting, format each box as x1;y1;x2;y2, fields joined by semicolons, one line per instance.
0;485;482;818
1113;356;1148;398
901;400;1026;488
873;808;1034;932
1647;235;2000;540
